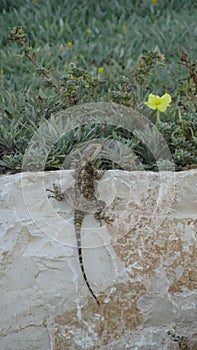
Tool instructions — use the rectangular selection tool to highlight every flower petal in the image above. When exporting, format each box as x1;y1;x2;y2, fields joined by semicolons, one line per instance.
161;93;172;104
144;93;172;112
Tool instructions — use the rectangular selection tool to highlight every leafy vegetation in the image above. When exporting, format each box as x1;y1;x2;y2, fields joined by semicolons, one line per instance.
0;0;196;173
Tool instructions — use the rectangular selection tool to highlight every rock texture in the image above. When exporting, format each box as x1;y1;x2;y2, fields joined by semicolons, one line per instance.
0;170;196;350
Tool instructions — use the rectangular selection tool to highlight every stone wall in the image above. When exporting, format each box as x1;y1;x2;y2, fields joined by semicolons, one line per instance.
0;170;196;349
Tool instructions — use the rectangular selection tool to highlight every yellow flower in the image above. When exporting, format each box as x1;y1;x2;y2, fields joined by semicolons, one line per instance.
158;54;165;62
0;69;5;75
151;0;158;4
98;67;104;74
67;41;73;49
122;24;127;31
85;28;91;35
144;93;172;112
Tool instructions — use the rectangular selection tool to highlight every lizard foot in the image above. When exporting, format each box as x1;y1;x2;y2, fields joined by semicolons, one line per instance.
94;200;114;225
46;184;65;201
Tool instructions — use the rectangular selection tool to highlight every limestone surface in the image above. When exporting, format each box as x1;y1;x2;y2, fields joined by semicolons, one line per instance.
0;170;196;349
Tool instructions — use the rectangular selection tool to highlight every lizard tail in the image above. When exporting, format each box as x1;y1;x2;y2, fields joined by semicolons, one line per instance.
74;210;100;305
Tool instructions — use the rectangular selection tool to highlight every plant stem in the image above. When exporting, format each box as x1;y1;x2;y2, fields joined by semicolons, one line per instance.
156;110;161;123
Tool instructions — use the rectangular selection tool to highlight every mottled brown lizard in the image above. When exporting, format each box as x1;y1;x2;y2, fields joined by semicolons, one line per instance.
47;143;112;305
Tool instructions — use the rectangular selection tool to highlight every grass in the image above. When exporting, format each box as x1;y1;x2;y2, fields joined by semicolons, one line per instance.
0;0;196;173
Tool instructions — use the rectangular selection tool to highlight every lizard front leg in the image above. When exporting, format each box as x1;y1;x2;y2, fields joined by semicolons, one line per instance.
46;183;65;201
94;169;105;180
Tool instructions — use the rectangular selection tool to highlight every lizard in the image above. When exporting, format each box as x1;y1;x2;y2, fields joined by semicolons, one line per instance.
47;143;112;305
167;330;197;350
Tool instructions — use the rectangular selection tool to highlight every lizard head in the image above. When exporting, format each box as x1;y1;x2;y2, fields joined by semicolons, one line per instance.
82;143;102;161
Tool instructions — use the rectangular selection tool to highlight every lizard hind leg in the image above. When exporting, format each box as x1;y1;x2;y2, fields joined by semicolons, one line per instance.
94;200;114;225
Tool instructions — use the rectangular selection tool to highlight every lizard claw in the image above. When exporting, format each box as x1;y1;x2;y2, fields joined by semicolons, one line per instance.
46;184;65;201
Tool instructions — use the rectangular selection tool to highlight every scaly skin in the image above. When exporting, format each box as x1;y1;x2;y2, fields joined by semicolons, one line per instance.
73;144;106;305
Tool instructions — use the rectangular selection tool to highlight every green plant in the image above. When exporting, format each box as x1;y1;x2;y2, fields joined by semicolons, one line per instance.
0;1;196;173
